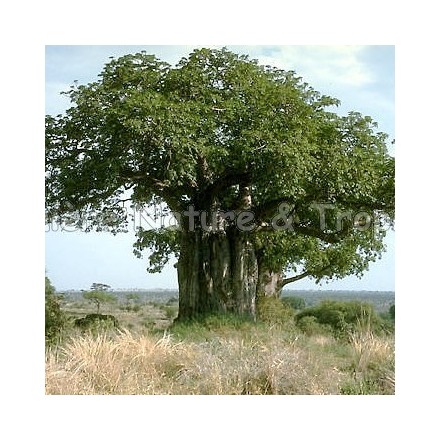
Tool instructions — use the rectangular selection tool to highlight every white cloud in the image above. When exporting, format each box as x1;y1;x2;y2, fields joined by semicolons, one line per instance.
251;45;373;88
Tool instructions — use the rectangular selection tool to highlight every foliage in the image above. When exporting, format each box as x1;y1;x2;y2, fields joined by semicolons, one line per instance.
90;282;111;291
281;295;306;310
296;315;333;336
125;292;141;303
120;293;142;312
256;296;294;324
163;306;178;320
133;227;180;273
295;300;384;338
389;304;395;321
378;304;395;332
45;276;66;343
74;313;119;334
166;297;179;305
83;289;117;314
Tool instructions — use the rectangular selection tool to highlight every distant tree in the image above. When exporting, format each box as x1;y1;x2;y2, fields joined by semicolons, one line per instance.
83;284;116;313
90;282;111;292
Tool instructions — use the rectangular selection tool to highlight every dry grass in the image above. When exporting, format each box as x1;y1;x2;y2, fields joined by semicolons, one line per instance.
350;330;394;371
46;324;385;395
48;296;394;395
347;329;395;394
46;330;188;394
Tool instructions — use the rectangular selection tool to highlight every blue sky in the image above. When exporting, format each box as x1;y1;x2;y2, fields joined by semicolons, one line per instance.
45;45;395;291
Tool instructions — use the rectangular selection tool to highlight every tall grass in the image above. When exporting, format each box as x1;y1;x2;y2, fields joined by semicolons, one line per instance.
46;330;188;394
46;318;394;395
46;327;351;395
342;314;395;394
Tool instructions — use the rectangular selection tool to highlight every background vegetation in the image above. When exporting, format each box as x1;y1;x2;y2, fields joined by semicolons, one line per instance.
45;278;394;395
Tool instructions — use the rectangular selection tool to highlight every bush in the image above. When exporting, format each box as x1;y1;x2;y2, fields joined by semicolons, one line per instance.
166;297;179;306
389;304;395;321
45;276;66;344
281;296;306;311
163;306;178;320
378;304;395;333
295;300;382;338
296;315;332;336
120;304;142;313
74;314;119;331
256;296;294;324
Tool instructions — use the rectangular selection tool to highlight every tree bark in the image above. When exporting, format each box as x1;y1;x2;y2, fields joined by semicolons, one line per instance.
176;226;258;320
257;266;284;299
256;262;335;299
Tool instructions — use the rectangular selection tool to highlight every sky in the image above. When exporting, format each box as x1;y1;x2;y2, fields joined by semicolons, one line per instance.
45;45;395;291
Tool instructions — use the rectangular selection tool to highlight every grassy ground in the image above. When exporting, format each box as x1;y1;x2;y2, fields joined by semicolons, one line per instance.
46;298;394;395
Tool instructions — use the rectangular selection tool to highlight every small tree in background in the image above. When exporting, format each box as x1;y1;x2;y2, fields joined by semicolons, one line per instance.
83;283;116;313
90;282;111;292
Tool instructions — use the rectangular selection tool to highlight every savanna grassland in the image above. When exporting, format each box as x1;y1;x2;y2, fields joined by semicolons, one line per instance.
45;285;395;395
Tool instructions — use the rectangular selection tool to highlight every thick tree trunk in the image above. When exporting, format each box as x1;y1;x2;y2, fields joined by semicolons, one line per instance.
176;226;258;320
256;261;316;299
257;266;284;299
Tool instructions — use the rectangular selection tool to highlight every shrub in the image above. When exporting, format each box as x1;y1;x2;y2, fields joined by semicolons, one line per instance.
158;303;178;320
389;304;395;321
256;296;294;324
281;296;306;311
163;306;178;320
296;315;332;336
45;276;66;344
120;303;142;312
295;300;382;338
166;297;179;306
74;314;119;331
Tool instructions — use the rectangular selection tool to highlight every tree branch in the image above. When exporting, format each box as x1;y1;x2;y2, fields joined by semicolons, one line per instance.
281;262;334;287
280;270;311;287
196;171;252;208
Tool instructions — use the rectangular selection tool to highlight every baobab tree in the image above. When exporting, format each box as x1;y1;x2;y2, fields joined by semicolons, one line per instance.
46;48;394;320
